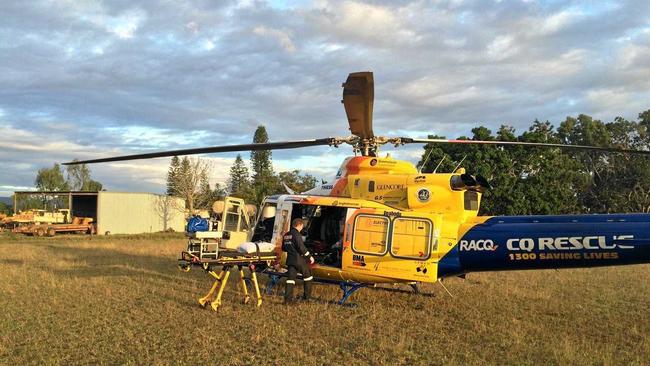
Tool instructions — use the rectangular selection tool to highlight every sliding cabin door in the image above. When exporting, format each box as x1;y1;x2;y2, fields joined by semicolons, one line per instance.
343;209;436;282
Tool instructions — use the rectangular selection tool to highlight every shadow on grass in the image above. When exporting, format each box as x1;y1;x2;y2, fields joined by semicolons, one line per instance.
370;285;436;298
28;243;438;310
0;258;25;266
40;244;184;282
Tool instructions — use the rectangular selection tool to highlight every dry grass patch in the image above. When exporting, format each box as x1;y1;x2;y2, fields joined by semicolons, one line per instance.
1;232;648;365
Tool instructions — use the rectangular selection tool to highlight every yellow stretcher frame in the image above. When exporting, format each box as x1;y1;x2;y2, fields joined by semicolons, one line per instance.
178;251;276;312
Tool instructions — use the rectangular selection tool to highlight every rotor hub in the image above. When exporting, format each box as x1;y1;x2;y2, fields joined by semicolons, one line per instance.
329;136;407;156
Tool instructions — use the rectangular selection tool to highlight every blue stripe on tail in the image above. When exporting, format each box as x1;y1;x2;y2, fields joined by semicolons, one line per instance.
438;214;650;278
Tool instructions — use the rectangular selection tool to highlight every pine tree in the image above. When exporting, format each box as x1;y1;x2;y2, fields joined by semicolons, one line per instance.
212;183;227;201
167;156;180;195
196;170;213;209
251;125;273;181
250;125;277;203
227;154;251;199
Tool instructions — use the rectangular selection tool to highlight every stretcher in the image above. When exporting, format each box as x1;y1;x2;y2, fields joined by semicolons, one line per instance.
178;249;277;311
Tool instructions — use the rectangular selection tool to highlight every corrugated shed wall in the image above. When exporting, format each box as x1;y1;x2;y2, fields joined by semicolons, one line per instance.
97;192;186;235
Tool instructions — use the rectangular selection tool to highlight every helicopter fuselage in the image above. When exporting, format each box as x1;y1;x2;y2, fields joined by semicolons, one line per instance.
254;155;650;284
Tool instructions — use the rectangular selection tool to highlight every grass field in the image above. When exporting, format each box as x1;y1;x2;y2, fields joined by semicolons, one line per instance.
1;232;648;365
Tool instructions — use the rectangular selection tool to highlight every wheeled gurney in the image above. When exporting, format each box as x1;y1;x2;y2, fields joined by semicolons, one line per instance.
178;231;277;311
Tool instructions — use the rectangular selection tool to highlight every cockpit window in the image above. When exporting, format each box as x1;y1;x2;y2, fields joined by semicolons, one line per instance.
464;191;479;211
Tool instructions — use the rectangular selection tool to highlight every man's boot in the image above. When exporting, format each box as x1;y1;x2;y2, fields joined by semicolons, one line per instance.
284;280;295;304
302;280;312;301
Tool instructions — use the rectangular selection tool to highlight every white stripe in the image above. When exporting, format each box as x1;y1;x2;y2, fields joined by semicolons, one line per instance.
286;280;296;284
304;251;310;256
303;276;313;281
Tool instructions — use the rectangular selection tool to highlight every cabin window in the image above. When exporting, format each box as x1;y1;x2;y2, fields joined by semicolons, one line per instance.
352;214;389;255
368;181;375;192
224;202;241;231
390;218;432;260
464;191;479;211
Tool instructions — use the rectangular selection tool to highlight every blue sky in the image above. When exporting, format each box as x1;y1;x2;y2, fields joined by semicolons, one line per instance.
0;0;649;196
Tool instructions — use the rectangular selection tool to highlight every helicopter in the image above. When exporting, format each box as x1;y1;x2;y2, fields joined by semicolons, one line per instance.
66;71;650;305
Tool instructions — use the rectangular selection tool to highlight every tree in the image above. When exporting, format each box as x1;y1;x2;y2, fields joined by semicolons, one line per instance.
227;154;252;201
417;110;650;215
195;170;226;210
154;195;182;231
278;170;317;193
168;156;212;214
35;163;69;191
167;156;181;195
251;125;273;180
0;202;11;215
34;163;70;210
65;161;103;191
418;122;587;215
212;183;227;201
250;125;276;203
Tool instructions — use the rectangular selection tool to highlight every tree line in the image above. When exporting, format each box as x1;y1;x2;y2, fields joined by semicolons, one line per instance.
23;110;649;217
14;162;105;211
417;110;650;215
166;125;317;212
34;162;103;192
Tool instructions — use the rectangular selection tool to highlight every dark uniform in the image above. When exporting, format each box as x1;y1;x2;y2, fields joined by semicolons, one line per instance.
282;227;313;302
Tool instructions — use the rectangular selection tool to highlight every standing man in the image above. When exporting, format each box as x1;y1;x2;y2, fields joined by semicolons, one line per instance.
282;218;315;304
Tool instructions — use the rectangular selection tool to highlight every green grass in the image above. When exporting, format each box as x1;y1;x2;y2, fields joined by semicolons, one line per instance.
1;232;648;365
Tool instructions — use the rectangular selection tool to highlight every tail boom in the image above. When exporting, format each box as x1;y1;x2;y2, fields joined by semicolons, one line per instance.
438;214;650;278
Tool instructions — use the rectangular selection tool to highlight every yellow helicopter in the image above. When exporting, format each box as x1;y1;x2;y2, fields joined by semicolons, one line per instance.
66;72;650;308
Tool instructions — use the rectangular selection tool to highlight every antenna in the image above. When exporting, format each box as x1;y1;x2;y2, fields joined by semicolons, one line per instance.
432;155;446;173
453;155;467;173
437;279;454;298
418;147;434;173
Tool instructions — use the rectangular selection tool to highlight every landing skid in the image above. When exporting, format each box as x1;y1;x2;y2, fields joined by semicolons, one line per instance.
265;274;281;295
338;282;369;305
263;270;370;305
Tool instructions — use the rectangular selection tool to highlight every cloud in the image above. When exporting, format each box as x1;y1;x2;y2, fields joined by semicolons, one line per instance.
0;0;649;196
253;25;297;52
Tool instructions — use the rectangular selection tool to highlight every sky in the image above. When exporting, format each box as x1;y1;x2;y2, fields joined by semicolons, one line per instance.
1;0;649;196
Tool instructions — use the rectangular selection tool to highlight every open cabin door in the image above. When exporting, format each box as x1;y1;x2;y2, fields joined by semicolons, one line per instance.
273;200;293;265
219;197;253;249
343;208;437;282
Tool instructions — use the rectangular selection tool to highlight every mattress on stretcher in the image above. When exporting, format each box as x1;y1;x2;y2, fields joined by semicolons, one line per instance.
236;241;276;255
218;250;276;258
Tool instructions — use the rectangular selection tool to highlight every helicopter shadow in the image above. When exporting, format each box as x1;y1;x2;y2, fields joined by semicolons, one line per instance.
369;285;437;298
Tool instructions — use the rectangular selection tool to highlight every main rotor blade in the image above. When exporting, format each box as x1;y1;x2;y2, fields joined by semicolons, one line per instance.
402;137;650;155
342;71;374;140
64;138;336;165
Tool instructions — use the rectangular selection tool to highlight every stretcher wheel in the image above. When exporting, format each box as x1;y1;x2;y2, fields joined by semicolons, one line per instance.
198;298;210;308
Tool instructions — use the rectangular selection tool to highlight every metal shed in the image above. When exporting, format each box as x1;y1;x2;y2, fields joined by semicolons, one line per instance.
13;191;186;235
